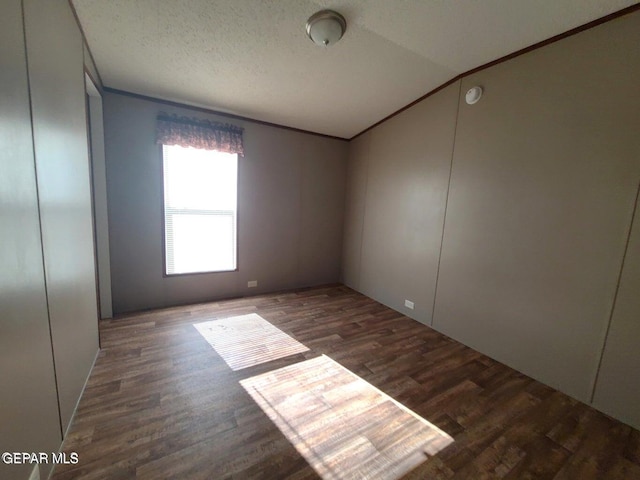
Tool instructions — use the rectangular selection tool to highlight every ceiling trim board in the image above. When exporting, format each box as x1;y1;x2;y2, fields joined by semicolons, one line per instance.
350;2;640;140
67;0;104;89
102;87;349;142
84;68;100;96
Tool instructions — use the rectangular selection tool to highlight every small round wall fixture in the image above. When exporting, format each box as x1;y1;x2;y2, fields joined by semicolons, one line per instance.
306;10;347;47
465;86;483;105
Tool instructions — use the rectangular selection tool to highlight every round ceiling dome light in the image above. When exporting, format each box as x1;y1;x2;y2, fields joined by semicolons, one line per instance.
306;10;346;47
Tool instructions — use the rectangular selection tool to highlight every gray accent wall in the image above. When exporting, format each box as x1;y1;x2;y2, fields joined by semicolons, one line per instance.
1;1;100;478
104;92;348;314
342;11;640;427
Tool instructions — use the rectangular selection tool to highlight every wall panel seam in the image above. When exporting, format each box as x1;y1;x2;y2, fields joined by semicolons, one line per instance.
429;80;462;328
20;0;64;441
355;133;372;291
295;152;304;286
589;180;640;403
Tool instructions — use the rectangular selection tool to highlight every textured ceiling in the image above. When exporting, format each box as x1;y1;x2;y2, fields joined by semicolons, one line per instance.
72;0;638;138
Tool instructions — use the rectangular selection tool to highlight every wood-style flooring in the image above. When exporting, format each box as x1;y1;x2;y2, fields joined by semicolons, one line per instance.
52;285;640;479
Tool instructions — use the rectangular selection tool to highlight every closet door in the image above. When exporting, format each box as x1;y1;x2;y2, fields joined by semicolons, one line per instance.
24;0;100;433
0;1;62;479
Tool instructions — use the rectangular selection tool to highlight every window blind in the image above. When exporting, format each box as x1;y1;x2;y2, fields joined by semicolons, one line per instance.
163;144;237;275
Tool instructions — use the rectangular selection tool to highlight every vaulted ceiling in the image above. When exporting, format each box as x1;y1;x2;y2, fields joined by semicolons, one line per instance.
72;0;638;139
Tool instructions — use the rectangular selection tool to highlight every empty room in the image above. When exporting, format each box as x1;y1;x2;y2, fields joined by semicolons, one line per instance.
2;1;640;479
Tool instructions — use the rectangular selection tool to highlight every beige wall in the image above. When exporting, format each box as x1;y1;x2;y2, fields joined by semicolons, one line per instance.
433;12;640;403
104;92;348;314
343;11;640;427
83;10;111;320
1;1;100;478
87;77;113;319
342;82;459;325
341;132;370;290
593;187;640;427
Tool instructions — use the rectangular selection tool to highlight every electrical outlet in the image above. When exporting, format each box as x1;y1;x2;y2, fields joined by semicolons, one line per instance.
404;299;414;310
247;280;258;288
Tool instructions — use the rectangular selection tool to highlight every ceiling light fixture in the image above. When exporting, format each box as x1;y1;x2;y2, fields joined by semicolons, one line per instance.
306;10;346;47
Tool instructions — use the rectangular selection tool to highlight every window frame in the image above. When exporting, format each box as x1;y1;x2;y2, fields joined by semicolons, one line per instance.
160;144;239;277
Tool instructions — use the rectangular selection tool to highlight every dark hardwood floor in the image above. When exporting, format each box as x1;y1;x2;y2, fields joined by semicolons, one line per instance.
52;285;640;479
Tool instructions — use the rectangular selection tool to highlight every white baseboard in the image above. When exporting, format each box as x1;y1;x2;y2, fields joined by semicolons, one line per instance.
29;464;40;480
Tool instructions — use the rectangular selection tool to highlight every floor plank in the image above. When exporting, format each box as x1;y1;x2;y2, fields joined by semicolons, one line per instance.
52;285;639;479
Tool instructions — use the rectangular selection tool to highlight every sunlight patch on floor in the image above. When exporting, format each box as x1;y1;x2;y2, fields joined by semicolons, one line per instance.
194;313;309;370
240;355;454;480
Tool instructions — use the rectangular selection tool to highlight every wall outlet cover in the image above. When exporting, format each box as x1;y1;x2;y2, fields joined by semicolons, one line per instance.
404;300;414;309
248;280;258;288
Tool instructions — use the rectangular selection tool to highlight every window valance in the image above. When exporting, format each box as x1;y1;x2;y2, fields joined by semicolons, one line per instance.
156;112;244;156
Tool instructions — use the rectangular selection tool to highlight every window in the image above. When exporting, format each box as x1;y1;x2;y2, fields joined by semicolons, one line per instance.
162;144;237;275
